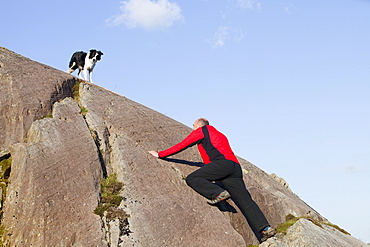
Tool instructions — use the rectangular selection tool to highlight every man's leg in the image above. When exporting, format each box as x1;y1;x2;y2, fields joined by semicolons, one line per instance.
185;159;234;200
220;164;269;232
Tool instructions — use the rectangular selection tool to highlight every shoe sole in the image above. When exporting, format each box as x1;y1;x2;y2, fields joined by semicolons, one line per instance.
207;192;231;205
261;229;276;242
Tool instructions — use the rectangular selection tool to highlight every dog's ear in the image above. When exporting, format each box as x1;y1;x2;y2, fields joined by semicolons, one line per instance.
89;50;97;59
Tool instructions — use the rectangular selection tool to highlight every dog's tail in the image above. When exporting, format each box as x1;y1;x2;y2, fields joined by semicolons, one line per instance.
66;61;76;74
69;60;76;69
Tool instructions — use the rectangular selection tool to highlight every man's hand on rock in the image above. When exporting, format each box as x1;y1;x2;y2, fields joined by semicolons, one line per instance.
148;150;159;158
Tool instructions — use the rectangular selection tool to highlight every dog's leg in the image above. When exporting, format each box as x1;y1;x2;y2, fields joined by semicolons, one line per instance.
89;70;94;84
83;69;89;82
78;69;84;80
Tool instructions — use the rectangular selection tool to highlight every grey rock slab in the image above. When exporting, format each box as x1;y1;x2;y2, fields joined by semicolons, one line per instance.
2;97;105;246
261;218;368;247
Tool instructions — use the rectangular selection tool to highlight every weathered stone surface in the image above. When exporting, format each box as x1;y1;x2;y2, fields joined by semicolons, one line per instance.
2;98;105;246
270;173;292;192
0;47;77;151
260;218;368;247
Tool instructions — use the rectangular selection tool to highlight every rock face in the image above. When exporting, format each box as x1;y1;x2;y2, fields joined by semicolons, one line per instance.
0;47;367;246
270;173;292;193
260;218;369;247
4;98;104;246
0;47;76;152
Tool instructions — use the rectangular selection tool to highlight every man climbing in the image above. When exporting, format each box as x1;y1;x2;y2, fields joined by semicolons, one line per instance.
148;118;276;242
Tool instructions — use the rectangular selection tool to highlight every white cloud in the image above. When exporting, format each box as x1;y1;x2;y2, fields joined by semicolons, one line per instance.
234;28;246;42
281;3;295;14
211;26;245;48
236;0;261;10
107;0;184;31
213;26;229;48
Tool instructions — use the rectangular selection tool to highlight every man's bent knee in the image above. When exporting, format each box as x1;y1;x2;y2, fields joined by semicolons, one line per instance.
185;174;197;187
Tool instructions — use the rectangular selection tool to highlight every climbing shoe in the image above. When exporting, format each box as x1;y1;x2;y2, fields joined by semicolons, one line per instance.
261;226;276;242
207;190;231;205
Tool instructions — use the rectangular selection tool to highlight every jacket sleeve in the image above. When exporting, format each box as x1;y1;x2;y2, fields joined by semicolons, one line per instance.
158;128;204;158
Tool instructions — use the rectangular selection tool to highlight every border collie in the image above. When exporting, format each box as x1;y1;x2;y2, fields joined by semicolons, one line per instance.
66;49;103;84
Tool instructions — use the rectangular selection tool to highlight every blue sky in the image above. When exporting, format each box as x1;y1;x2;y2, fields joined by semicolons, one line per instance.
2;0;370;243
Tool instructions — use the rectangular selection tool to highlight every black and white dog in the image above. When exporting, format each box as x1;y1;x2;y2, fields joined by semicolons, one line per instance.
67;49;103;84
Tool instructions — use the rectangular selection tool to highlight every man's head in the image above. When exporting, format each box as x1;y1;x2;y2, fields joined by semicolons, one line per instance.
193;118;209;130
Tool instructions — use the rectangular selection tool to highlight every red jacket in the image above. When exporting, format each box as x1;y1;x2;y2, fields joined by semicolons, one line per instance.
158;125;239;164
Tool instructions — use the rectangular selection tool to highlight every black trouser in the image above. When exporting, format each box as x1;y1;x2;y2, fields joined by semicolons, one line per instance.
185;159;269;232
